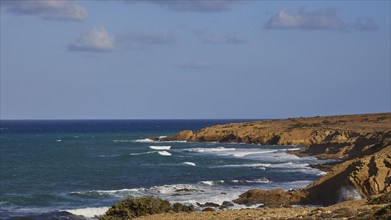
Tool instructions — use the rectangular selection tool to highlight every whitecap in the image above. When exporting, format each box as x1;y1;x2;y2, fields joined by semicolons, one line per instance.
130;151;155;156
199;181;214;186
113;139;133;143
149;184;197;195
185;147;236;153
149;146;171;150
212;163;271;168
133;138;154;143
158;151;172;156
71;188;146;198
199;180;225;186
286;148;301;151
230;178;270;184
98;154;120;158
269;162;309;169
182;162;196;166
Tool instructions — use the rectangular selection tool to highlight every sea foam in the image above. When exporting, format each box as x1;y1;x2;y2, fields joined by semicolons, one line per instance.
65;207;109;219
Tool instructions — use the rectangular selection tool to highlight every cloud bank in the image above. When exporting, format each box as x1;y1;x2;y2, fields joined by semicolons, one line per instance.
1;0;87;21
68;27;115;52
265;8;345;30
126;0;246;12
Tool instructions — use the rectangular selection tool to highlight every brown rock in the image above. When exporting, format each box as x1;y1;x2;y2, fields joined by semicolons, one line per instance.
302;153;391;206
168;113;390;160
174;130;193;141
233;189;305;207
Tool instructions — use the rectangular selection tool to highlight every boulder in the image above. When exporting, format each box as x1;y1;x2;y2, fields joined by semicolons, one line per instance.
175;130;193;141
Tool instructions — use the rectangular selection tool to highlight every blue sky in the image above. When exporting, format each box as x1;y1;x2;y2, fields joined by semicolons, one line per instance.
1;0;390;119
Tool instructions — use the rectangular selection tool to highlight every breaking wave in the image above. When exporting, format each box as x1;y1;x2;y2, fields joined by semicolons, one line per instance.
158;151;172;156
149;146;171;150
182;162;196;166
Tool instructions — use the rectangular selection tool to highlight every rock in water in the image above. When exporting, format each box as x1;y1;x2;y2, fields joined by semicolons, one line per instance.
175;130;193;140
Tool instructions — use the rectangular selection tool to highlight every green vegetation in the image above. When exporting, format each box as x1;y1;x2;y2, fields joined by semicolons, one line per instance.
100;197;194;220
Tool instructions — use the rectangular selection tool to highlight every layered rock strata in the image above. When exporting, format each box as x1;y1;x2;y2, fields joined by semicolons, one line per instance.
160;113;391;206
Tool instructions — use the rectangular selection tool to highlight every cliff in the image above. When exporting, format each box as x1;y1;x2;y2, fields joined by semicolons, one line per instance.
164;113;391;160
162;113;391;205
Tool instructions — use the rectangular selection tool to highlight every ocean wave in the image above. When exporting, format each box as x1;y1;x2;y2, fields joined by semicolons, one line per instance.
199;180;225;186
213;163;272;168
130;151;155;156
158;151;172;156
269;162;309;169
113;139;133;143
286;148;301;151
98;154;121;158
185;147;236;153
182;162;196;166
133;138;155;143
149;184;197;195
199;178;270;186
71;188;146;198
149;146;171;150
65;207;109;219
230;178;270;184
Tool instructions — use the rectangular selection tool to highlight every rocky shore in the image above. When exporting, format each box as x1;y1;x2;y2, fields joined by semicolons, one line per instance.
101;113;391;219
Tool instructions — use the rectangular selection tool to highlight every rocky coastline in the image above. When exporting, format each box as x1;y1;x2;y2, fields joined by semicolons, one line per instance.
101;113;391;219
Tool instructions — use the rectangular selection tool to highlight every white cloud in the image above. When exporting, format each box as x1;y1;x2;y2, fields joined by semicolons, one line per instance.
126;0;247;12
264;8;346;30
68;27;115;52
1;0;87;21
353;17;379;31
116;31;176;49
174;60;210;69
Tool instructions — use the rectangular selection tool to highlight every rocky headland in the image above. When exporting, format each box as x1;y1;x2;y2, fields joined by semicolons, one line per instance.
102;113;391;219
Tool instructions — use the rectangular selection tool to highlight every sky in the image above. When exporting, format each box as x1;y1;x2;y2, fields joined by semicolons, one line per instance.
0;0;390;119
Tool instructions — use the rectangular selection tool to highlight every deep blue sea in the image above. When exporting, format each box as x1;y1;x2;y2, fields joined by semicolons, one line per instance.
0;120;325;219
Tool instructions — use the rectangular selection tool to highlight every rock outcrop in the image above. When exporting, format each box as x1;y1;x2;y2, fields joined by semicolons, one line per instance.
162;113;391;206
163;113;390;160
233;189;305;207
302;152;391;205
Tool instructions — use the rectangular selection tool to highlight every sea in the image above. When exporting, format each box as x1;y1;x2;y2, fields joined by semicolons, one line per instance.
0;120;327;219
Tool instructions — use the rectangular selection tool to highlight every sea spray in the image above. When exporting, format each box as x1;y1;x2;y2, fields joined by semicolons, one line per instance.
338;186;362;202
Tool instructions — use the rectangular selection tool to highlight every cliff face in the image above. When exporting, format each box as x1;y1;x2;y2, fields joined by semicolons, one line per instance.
302;151;391;205
162;113;391;206
169;113;391;160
